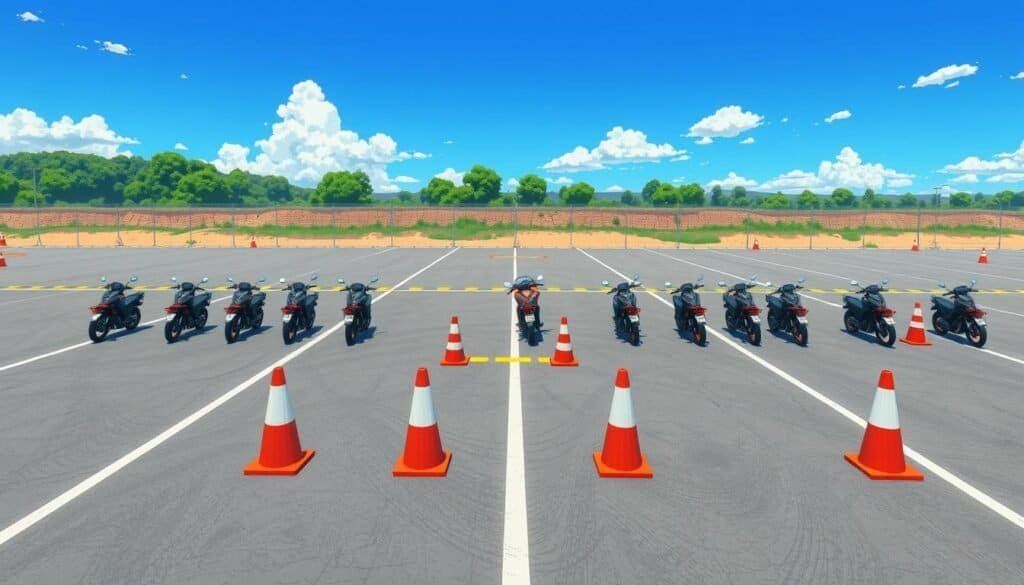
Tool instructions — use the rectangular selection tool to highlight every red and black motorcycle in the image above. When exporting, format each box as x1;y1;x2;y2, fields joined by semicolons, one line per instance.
721;276;763;345
88;275;144;342
668;276;708;346
766;278;809;346
164;276;212;343
280;274;319;345
338;275;379;346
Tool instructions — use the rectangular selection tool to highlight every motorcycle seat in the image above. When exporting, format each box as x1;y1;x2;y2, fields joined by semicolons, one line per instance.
237;282;252;291
932;296;955;310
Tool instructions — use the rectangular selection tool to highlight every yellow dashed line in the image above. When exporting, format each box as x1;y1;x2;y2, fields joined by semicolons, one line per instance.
408;286;423;291
436;286;451;291
469;356;490;363
495;356;532;363
536;357;551;364
574;287;588;292
491;286;505;291
546;286;561;291
465;286;480;291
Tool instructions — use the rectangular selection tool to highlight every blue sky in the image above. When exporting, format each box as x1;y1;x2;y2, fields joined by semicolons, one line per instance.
3;0;1023;193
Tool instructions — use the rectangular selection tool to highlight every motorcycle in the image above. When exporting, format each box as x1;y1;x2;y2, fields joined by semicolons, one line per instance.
842;279;897;346
666;276;708;346
604;276;643;346
720;275;765;345
280;273;319;345
504;274;544;346
88;275;144;342
338;276;379;346
766;278;810;346
931;280;987;347
224;275;267;343
164;276;212;343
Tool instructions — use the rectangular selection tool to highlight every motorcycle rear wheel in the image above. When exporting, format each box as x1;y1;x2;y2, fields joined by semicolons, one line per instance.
932;312;949;335
125;307;141;330
628;323;640;346
344;322;357;346
282;320;297;345
88;315;110;343
692;322;707;346
225;317;241;343
793;322;809;346
747;319;762;346
843;310;859;333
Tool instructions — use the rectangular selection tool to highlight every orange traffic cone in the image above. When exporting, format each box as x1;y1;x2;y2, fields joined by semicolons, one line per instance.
244;366;315;475
0;232;7;246
440;316;470;366
593;368;653;478
911;241;919;252
550;316;579;367
249;237;257;249
978;248;988;264
0;252;6;268
752;239;760;251
899;301;932;346
393;367;452;477
844;370;923;481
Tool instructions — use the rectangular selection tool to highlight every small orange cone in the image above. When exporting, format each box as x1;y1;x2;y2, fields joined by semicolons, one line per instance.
899;301;932;346
0;252;6;268
393;367;452;477
978;247;988;264
550;316;579;367
845;370;923;481
0;232;7;246
244;366;315;475
249;237;257;249
594;368;653;478
911;241;919;252
752;239;760;251
440;316;471;366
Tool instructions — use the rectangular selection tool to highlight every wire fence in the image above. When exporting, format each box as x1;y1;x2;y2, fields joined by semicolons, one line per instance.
0;204;1021;250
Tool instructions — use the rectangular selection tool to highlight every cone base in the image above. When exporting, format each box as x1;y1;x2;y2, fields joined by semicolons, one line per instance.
899;337;932;346
440;355;470;366
593;451;653;478
844;452;923;481
243;449;315;476
550;355;579;367
393;450;452;477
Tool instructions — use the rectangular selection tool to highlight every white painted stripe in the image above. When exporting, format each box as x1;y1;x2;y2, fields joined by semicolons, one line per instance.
579;247;1024;531
866;387;900;430
502;247;531;584
264;385;295;426
0;247;461;548
607;387;636;428
408;386;437;427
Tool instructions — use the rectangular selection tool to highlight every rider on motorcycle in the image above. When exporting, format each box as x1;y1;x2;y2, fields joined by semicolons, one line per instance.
512;275;542;329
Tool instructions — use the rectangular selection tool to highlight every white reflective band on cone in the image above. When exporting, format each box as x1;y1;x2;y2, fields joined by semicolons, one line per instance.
607;387;636;428
409;386;437;427
264;385;295;426
446;342;462;350
556;342;572;351
867;387;900;430
449;324;459;334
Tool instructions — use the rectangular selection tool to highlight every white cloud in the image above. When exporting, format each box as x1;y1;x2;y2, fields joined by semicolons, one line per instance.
75;44;88;50
212;80;426;191
1011;72;1024;80
945;80;960;89
670;177;686;184
780;117;790;123
897;84;906;90
707;172;758;190
951;173;979;183
546;176;573;185
671;153;691;161
442;139;454;145
17;11;43;23
987;173;1024;183
694;136;713;145
913;64;978;88
434;167;464;186
394;175;418;183
99;41;131;56
0;107;139;157
506;178;519;188
687;105;764;142
940;140;1024;176
825;110;852;124
740;137;755;145
699;161;710;167
605;185;624;192
542;126;685;172
758;146;913;192
180;73;188;80
174;142;188;151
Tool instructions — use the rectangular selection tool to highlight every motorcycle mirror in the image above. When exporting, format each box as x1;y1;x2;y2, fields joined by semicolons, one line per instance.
751;273;758;281
279;277;287;284
697;275;704;283
226;275;233;282
601;280;610;286
258;276;266;283
664;281;672;287
938;282;946;289
100;276;107;283
717;280;726;287
797;277;805;284
337;278;345;284
970;279;976;286
201;276;209;283
850;280;858;286
370;276;380;283
170;276;177;282
503;281;513;288
310;273;318;281
765;281;772;287
536;274;544;282
129;275;138;282
881;278;889;285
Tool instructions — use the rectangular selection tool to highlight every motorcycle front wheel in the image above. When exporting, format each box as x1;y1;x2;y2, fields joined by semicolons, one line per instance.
746;319;761;345
225;317;241;343
124;307;141;330
932;312;949;335
767;311;780;333
692;322;707;346
88;315;110;342
843;310;859;333
195;307;209;329
876;320;896;346
966;320;987;347
282;320;297;344
251;307;264;329
628;323;640;346
164;314;183;343
793;321;809;346
725;312;737;330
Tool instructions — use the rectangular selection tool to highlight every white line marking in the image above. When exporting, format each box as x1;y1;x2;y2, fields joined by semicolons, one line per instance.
0;291;76;306
579;248;1024;532
0;247;461;548
502;247;531;585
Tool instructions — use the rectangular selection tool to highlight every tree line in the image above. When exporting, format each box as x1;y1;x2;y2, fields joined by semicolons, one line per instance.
2;151;1023;210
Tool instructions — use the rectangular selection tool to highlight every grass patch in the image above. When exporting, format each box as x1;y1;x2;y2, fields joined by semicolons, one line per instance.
0;223;189;236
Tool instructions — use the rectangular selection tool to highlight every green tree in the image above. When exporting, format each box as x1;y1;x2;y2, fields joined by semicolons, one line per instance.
710;184;727;206
559;182;595;205
796;190;819;209
831;187;855;207
310;170;373;206
764;192;790;209
861;188;883;208
123;151;189;203
620;190;638;206
949;191;972;208
730;185;748;207
515;174;547;205
898;193;918;208
678;183;706;206
462;165;502;204
396;190;416;204
0;171;19;205
650;182;681;206
641;179;660;203
172;167;231;205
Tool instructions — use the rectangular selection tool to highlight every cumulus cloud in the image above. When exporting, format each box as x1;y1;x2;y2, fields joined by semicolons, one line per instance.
913;64;978;88
670;177;686;184
987;173;1024;183
443;139;455;145
945;80;960;89
687;105;764;143
758;147;913;192
940;140;1024;177
0;107;138;157
897;84;906;90
825;110;852;124
99;40;131;56
542;126;685;172
547;176;573;185
17;11;43;22
434;167;464;186
780;117;790;123
740;137;755;145
605;185;624;192
180;73;189;80
506;178;519;188
174;142;188;151
393;175;418;183
951;173;979;183
75;44;88;50
1012;72;1024;80
212;80;426;191
707;172;758;190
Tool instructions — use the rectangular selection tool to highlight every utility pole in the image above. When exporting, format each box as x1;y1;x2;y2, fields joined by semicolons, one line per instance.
33;169;42;247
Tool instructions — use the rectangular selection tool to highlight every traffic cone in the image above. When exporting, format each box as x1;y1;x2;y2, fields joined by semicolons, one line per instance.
393;367;452;477
978;248;988;264
550;316;579;367
0;252;6;268
593;368;653;478
844;370;923;481
244;366;315;475
911;241;919;252
0;232;7;246
752;239;760;251
899;301;932;346
440;316;470;366
249;237;257;249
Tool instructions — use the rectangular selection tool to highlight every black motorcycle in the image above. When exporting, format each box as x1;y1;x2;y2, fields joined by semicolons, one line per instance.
842;279;897;346
932;280;987;347
505;274;544;346
338;276;379;346
224;275;267;343
605;276;643;346
88;275;144;342
667;276;708;346
280;274;319;345
721;276;764;345
766;278;809;346
164;276;212;343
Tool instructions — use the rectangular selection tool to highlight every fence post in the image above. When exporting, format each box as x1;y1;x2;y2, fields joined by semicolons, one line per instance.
808;211;814;250
513;202;520;249
231;205;236;248
188;205;193;247
116;205;122;247
568;204;573;248
916;204;922;249
274;206;280;248
745;209;751;250
624;210;629;249
389;202;395;248
675;204;680;249
76;209;80;248
997;203;1004;250
332;206;338;249
861;207;867;249
450;206;455;248
152;204;156;247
